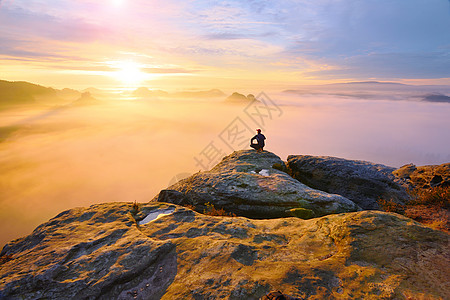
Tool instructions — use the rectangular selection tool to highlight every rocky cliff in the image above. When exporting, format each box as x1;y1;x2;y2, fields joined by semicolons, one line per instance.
287;155;411;210
393;162;450;189
1;203;448;299
0;151;449;299
154;151;359;219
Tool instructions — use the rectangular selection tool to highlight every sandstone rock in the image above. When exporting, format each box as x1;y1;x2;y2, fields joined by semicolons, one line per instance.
287;155;409;210
1;202;448;299
0;203;177;300
393;162;450;190
154;150;359;218
71;92;102;106
224;92;257;103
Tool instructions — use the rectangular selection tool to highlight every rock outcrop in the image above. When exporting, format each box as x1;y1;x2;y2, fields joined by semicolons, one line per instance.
1;202;448;299
154;150;359;219
287;155;409;210
1;150;449;299
393;162;450;190
71;92;102;106
422;93;450;103
224;92;257;103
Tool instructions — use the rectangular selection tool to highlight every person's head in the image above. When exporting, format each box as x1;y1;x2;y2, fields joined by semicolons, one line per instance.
256;129;261;133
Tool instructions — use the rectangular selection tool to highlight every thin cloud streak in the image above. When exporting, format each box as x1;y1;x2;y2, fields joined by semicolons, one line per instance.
0;0;449;87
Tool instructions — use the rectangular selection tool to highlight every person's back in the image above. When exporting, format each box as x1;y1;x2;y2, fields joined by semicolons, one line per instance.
250;129;266;152
256;133;265;146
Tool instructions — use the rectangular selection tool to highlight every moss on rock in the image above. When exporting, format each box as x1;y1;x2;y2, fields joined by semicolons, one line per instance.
289;207;315;219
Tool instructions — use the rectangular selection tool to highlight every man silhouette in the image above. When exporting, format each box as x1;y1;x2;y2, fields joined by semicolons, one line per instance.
250;129;266;152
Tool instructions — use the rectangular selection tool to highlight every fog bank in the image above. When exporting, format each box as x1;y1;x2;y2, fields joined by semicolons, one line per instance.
1;94;449;246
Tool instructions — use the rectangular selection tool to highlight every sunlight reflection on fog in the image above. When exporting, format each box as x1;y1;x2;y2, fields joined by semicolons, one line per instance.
0;93;449;246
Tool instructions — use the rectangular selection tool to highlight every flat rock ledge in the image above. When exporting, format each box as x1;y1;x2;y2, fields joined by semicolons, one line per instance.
0;202;448;299
153;150;359;219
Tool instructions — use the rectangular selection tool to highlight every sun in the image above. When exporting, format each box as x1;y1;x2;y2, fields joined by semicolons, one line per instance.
111;0;125;7
110;61;147;86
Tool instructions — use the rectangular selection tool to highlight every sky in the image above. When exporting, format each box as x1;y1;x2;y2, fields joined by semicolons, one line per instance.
0;0;450;90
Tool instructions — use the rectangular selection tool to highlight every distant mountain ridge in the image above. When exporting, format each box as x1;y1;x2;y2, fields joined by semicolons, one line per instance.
288;81;450;89
0;80;57;106
0;80;81;108
132;87;225;98
173;89;225;98
337;81;407;85
421;93;450;103
71;92;102;106
283;81;450;103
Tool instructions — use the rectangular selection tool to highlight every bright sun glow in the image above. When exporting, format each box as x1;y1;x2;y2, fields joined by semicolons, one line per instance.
110;61;147;86
112;0;124;7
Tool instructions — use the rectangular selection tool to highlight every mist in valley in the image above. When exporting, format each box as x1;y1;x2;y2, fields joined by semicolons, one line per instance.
1;88;449;246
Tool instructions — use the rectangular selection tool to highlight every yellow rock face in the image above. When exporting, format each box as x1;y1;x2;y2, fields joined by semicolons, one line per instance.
1;202;448;299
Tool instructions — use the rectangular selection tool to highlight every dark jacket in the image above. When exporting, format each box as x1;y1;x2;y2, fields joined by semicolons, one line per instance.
251;133;266;146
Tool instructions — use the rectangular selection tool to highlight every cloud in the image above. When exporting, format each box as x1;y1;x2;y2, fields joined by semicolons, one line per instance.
203;31;276;41
142;67;196;74
0;5;111;43
1;0;450;86
203;33;254;40
304;52;450;79
0;36;91;63
0;4;115;70
184;0;450;80
274;1;450;80
1;91;450;247
186;1;282;41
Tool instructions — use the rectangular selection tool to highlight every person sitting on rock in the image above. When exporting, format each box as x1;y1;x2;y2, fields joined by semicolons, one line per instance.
250;129;266;152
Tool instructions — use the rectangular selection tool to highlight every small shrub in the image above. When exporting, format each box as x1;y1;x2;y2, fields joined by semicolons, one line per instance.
130;200;141;215
272;163;288;173
184;204;196;211
378;186;449;232
203;202;235;217
0;254;13;265
425;219;448;232
377;198;405;214
408;186;449;208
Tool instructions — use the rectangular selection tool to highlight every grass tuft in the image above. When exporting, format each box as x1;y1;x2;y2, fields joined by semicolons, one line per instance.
0;254;13;265
130;200;141;215
408;186;449;208
184;204;196;211
378;198;405;214
378;186;449;232
203;202;236;217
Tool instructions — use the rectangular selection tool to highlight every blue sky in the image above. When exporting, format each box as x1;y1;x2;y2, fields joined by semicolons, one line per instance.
0;0;449;89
